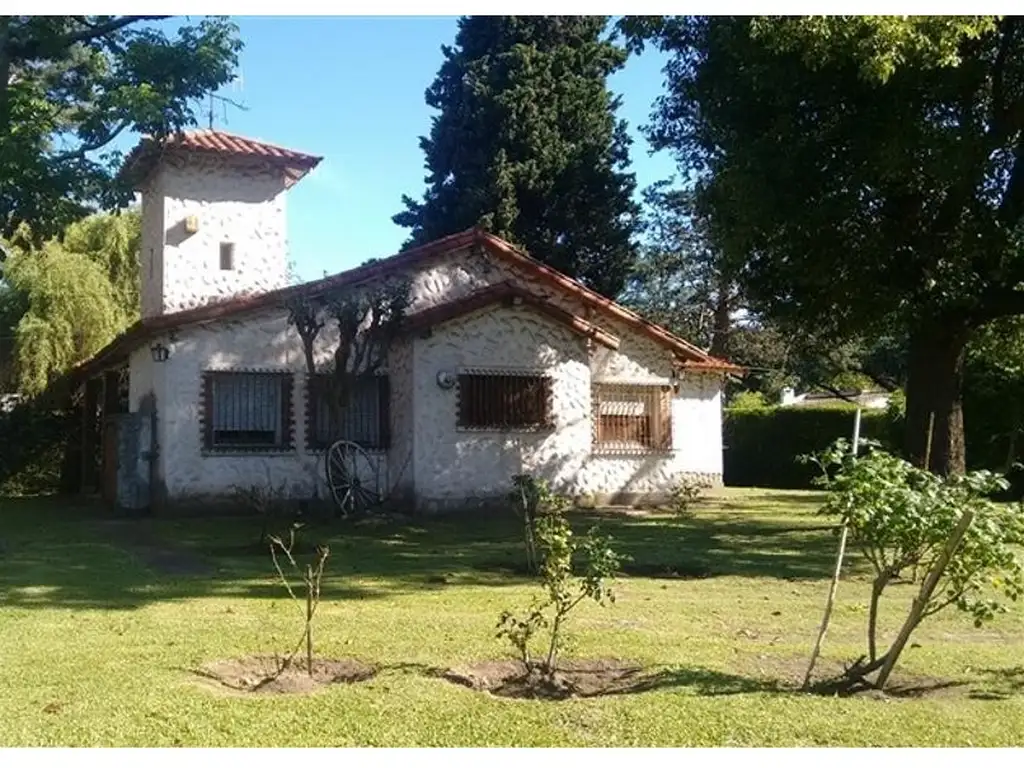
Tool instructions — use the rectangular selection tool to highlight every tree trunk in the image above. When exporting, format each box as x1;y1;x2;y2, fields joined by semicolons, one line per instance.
867;575;887;662
904;320;972;476
707;276;734;358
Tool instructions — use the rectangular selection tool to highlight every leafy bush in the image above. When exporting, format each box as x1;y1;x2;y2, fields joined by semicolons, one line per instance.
804;439;1024;689
723;404;899;488
509;474;571;574
728;390;770;410
669;475;710;518
0;397;74;495
498;475;624;678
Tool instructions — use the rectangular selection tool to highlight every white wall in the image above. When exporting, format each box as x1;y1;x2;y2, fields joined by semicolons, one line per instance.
144;307;394;503
128;242;724;507
139;171;165;319
411;303;723;510
140;156;289;318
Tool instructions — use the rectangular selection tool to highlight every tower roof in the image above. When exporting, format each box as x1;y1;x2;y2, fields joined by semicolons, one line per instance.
121;129;323;189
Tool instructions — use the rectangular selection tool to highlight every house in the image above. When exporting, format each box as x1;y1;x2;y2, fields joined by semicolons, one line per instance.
778;386;891;411
71;129;741;514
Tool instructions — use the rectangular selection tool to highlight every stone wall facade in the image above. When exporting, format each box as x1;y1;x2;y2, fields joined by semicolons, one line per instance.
135;244;724;510
139;155;290;319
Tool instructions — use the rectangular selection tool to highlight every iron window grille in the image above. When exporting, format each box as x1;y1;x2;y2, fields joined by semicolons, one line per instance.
592;382;672;453
456;371;554;430
201;371;294;452
306;373;390;451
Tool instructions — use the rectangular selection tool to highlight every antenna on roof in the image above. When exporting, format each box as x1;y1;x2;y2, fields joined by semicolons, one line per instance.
204;71;248;129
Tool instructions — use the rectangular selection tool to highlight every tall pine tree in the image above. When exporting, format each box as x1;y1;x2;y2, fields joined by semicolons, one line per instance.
394;16;638;298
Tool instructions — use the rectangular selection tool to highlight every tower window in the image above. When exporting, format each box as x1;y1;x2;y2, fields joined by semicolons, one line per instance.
219;242;235;270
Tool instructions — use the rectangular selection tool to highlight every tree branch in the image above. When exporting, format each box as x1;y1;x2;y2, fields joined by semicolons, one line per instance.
8;16;169;60
52;119;131;163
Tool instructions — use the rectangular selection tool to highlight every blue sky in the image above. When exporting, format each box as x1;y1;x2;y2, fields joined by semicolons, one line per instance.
137;17;676;282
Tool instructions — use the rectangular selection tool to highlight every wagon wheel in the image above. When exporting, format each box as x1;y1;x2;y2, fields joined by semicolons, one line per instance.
325;440;383;517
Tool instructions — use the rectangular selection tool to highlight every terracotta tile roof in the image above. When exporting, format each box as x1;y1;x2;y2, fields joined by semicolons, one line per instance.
69;228;744;383
122;129;322;187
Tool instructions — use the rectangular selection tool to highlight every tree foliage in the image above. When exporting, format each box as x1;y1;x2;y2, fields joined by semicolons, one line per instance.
395;16;639;298
0;15;241;239
620;181;739;355
624;15;1024;476
804;438;1024;689
2;210;139;395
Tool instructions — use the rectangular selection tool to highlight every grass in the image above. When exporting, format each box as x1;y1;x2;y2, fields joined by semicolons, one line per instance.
1;487;1022;747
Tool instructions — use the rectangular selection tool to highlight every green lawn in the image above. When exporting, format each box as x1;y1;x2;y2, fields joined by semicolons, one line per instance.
1;488;1022;747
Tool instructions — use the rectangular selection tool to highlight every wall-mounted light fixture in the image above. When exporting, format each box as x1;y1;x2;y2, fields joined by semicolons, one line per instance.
184;215;200;235
150;342;170;363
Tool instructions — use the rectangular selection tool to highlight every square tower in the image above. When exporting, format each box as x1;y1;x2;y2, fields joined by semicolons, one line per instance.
123;130;322;317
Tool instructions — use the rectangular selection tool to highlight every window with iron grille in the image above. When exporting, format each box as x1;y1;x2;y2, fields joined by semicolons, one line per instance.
306;374;390;451
592;383;672;452
457;372;553;430
201;371;293;452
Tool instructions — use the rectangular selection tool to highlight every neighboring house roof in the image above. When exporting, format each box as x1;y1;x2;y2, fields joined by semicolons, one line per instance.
121;129;323;189
70;228;743;384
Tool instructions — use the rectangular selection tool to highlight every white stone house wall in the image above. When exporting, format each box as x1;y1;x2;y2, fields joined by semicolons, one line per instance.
135;243;724;508
141;156;290;319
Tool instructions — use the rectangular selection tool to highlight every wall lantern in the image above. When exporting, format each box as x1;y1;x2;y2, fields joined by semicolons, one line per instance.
150;342;170;363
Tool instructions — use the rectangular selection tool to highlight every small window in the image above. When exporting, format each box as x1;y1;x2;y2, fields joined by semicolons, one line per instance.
219;242;235;270
592;383;672;452
201;371;293;452
457;372;553;430
307;374;390;451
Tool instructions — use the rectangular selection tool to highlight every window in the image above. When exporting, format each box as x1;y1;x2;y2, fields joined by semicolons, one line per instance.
592;383;672;452
457;372;553;430
201;372;293;452
306;374;390;451
219;242;235;270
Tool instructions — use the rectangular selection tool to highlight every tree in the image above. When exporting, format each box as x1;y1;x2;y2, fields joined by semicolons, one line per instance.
624;16;1024;476
395;16;639;298
620;181;739;356
0;15;241;240
804;438;1024;691
623;177;903;402
2;210;140;395
963;316;1024;474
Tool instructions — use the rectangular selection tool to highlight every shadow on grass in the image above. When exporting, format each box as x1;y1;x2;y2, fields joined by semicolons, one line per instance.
603;665;782;698
0;491;849;610
969;667;1024;701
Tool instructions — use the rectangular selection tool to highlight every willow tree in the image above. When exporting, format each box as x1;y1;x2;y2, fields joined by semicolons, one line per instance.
3;210;140;395
625;16;1024;475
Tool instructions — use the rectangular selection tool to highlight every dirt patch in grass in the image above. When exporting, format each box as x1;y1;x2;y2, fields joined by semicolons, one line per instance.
194;655;376;695
739;652;970;700
442;659;647;700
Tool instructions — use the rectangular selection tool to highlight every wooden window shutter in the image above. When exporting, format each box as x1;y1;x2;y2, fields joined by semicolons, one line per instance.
657;387;672;450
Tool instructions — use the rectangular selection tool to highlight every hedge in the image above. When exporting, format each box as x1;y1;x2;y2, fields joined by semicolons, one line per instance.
723;405;899;489
0;398;76;496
